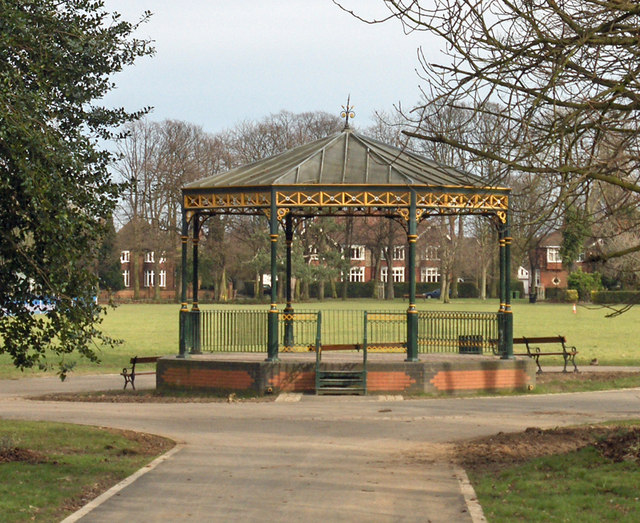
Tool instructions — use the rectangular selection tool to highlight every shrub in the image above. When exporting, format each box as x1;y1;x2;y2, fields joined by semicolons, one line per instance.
458;282;479;298
568;269;603;301
545;287;566;301
565;289;579;302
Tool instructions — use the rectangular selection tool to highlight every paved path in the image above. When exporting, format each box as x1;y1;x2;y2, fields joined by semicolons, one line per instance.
0;373;639;522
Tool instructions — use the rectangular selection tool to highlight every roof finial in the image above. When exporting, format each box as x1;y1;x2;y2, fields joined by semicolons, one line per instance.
341;95;355;130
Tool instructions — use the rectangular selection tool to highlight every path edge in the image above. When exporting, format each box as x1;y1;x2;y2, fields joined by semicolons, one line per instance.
61;443;185;522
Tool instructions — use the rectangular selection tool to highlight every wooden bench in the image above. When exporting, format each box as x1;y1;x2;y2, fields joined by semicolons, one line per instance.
121;356;159;390
512;336;578;374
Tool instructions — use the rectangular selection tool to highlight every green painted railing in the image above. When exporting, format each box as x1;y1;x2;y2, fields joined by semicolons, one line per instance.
279;310;321;352
418;311;498;354
183;308;498;355
364;311;407;352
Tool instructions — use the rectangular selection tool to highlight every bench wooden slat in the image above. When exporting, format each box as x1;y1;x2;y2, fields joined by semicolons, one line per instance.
513;336;566;344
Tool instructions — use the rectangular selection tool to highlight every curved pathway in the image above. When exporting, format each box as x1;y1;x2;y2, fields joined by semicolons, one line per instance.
0;373;639;522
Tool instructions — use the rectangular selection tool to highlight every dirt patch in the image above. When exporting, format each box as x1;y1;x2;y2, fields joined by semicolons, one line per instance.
456;425;640;475
31;391;274;403
594;427;640;463
0;447;48;464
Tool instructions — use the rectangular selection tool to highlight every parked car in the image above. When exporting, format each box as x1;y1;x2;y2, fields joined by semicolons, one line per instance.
422;288;452;299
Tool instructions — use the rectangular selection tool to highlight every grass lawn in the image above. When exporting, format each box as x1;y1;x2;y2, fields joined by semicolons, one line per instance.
1;298;639;378
0;420;173;522
466;423;640;522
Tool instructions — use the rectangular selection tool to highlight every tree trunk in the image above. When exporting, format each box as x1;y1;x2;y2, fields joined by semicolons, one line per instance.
318;280;325;301
218;266;227;301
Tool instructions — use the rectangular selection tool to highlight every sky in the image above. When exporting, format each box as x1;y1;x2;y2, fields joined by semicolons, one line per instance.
101;1;442;135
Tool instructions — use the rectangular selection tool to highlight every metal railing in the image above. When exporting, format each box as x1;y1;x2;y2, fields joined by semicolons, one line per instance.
183;308;498;355
279;310;321;352
364;311;407;352
197;309;269;352
417;311;498;354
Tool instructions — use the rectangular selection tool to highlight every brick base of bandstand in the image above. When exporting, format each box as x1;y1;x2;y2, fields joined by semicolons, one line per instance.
157;353;536;395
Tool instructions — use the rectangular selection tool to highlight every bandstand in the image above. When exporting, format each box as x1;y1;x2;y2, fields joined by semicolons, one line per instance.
157;112;534;395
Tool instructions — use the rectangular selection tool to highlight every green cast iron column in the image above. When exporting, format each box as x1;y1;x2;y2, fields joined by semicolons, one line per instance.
283;213;294;348
267;191;280;361
503;212;514;359
179;211;189;358
191;214;201;354
406;190;419;362
498;223;506;357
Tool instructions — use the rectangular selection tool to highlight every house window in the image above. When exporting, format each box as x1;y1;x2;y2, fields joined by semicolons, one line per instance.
144;270;155;288
547;247;561;263
120;250;130;263
421;267;440;283
144;251;155;263
122;270;130;288
392;267;405;282
349;267;365;282
577;252;585;262
350;245;365;260
380;267;388;282
159;270;167;288
535;269;541;287
422;246;439;260
393;246;405;261
159;252;166;264
307;246;318;262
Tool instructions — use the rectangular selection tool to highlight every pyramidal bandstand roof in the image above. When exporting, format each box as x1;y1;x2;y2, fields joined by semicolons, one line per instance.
185;127;486;189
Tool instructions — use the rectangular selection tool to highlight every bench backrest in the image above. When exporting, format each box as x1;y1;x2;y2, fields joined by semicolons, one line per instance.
513;336;566;344
130;356;160;364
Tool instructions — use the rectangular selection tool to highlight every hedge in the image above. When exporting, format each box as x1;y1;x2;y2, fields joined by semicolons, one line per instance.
591;290;640;305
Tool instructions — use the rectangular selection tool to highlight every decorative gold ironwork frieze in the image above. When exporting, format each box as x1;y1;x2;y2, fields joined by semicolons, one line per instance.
184;189;508;220
416;192;508;212
367;345;405;353
184;192;270;210
280;312;318;322
277;191;411;207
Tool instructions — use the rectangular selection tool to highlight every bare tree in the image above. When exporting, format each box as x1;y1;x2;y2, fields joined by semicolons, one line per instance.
338;0;640;264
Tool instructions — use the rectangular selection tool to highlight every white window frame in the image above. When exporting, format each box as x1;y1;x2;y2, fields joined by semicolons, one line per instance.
159;270;167;288
159;252;166;264
349;266;365;282
393;246;405;261
144;251;155;263
380;267;388;283
144;270;155;288
122;270;130;288
392;267;405;283
423;246;439;261
120;250;130;263
350;245;365;261
547;247;561;263
421;267;440;283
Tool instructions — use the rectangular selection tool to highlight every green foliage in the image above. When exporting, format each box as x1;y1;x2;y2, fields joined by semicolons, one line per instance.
0;1;153;376
560;205;590;270
459;282;480;298
568;269;603;301
97;218;123;291
592;291;640;305
544;287;566;301
565;289;579;302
